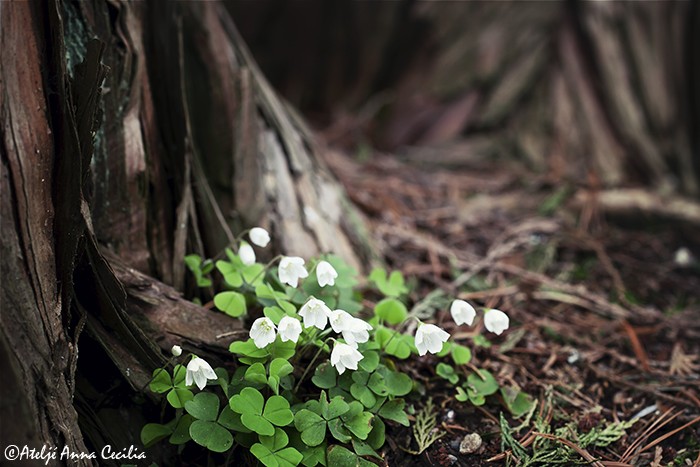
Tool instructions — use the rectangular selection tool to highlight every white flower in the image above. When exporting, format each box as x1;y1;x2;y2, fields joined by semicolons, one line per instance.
316;260;338;287
278;316;302;343
239;242;256;266
414;323;450;356
171;345;182;357
327;308;354;334
249;227;271;247
483;309;509;335
342;319;372;348
250;317;277;348
186;357;218;390
450;299;476;326
278;256;309;288
327;309;372;348
298;297;331;330
330;342;364;375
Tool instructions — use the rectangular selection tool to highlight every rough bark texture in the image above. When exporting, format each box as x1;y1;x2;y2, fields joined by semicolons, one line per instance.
1;0;373;463
231;0;699;196
1;1;89;455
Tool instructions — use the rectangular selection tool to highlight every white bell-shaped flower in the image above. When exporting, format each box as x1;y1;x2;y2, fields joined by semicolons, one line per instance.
186;357;218;390
277;316;302;343
330;342;364;375
239;242;256;266
278;256;309;288
249;227;271;247
450;299;476;326
342;318;372;348
316;260;338;287
250;317;277;348
327;309;372;348
483;309;509;335
414;323;450;356
327;308;354;334
298;297;331;330
171;345;182;357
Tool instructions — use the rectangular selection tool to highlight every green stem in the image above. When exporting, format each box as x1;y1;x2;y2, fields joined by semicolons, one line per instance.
247;254;284;285
294;338;331;393
211;229;251;261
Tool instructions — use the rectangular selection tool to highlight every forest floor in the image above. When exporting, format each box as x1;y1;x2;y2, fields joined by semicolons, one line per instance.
323;143;700;466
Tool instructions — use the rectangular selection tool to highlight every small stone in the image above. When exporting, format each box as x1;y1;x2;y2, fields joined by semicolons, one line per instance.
445;454;458;465
674;247;694;266
459;433;482;454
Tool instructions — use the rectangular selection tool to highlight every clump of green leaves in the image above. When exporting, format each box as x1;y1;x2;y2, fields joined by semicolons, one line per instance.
142;227;520;465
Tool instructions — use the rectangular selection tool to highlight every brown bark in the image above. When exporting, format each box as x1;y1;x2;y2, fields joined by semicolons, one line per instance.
231;0;699;196
1;0;375;462
1;0;89;456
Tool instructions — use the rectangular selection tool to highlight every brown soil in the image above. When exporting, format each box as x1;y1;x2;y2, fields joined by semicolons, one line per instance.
323;144;700;466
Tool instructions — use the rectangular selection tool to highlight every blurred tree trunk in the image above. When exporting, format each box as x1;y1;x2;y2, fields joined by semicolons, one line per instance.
1;0;373;462
231;0;699;196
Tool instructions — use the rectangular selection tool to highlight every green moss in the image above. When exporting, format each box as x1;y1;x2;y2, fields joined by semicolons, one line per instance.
62;0;89;77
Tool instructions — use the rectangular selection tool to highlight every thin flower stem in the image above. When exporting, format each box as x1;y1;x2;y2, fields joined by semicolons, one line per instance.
381;316;421;352
294;338;331;393
248;254;284;285
211;229;251;261
288;260;319;303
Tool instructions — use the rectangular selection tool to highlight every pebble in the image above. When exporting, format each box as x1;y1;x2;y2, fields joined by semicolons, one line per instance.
459;433;482;454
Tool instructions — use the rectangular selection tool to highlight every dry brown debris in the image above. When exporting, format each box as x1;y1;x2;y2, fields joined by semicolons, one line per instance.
323;144;700;464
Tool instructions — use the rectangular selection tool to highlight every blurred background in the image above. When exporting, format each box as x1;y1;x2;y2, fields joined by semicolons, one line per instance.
230;0;700;194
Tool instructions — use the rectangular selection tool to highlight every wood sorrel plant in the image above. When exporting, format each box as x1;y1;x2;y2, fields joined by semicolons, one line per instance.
142;227;515;465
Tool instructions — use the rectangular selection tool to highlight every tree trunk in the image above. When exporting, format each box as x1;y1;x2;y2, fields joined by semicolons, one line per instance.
231;0;699;196
1;0;373;463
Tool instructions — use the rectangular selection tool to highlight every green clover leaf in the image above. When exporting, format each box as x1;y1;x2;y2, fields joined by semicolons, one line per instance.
366;417;386;450
214;291;247;318
294;392;350;447
218;406;250;433
251;428;303;467
189;419;233;453
436;362;459;384
377;399;409;426
294;409;326;446
377;365;413;396
263;395;294;426
327;445;375;467
368;268;408;298
169;414;194;445
141;421;175;448
350;384;376;408
311;362;337;389
149;369;172;394
374;298;408;325
167;387;194;408
455;386;469;402
358;350;379;372
341;401;373;440
451;344;472;365
230;388;293;436
245;362;268;386
466;369;499;396
185;392;220;422
185;254;213;288
217;258;264;288
501;386;535;418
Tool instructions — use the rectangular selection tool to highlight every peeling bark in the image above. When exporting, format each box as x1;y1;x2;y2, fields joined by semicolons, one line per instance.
2;0;374;462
